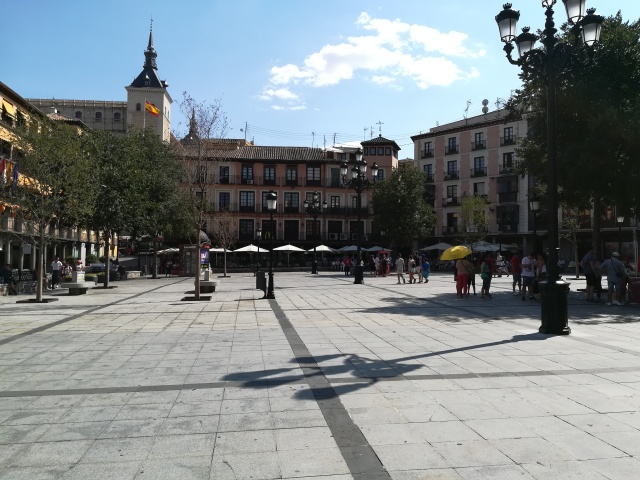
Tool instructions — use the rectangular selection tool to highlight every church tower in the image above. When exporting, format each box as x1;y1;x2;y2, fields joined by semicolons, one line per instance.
125;23;172;141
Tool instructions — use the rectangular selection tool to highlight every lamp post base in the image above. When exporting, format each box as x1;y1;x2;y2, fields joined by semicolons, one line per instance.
311;260;318;274
538;279;571;335
266;271;275;299
353;264;364;284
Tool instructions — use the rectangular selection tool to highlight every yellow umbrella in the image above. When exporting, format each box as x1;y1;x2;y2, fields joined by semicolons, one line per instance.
440;245;472;261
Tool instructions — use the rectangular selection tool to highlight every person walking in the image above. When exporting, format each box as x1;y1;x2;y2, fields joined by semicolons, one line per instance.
455;256;472;297
521;252;536;301
600;252;627;306
395;254;406;284
511;252;522;296
343;256;351;276
422;257;430;284
533;254;547;302
480;256;492;299
50;256;63;289
467;257;477;295
580;246;598;302
408;256;416;284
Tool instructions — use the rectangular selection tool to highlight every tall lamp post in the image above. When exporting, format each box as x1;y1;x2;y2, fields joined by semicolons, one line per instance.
256;227;262;275
496;0;602;335
266;191;277;299
529;198;540;253
304;192;327;274
341;151;378;285
617;214;624;254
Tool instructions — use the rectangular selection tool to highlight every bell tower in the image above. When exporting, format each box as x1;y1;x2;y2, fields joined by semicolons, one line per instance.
125;21;172;141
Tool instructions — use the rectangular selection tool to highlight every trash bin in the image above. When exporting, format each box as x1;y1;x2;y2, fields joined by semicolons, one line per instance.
629;276;640;304
256;271;266;294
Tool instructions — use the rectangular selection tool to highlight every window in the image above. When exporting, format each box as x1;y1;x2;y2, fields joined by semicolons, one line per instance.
264;165;275;184
446;185;458;200
473;156;485;176
306;220;321;239
284;192;299;213
446;160;457;178
241;165;253;183
218;192;230;210
239;191;255;210
475;132;484;144
423;141;433;157
504;126;514;140
369;148;376;156
195;191;206;209
375;169;384;181
502;152;515;173
338;153;347;161
378;147;384;155
286;166;297;183
364;147;369;155
498;177;518;193
219;166;230;183
305;192;319;205
136;103;141;111
474;182;485;195
113;112;121;122
239;219;254;240
197;165;207;183
330;196;340;208
351;196;359;209
95;112;103;122
446;137;458;154
75;111;82;119
473;132;485;149
385;147;391;156
306;166;320;185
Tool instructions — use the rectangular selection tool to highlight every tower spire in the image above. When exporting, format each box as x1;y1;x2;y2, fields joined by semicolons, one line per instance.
144;18;157;70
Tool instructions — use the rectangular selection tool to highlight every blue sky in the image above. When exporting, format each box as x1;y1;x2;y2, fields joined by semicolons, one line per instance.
3;1;639;156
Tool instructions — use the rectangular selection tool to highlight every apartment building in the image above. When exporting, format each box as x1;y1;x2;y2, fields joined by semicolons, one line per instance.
180;135;400;249
411;110;535;251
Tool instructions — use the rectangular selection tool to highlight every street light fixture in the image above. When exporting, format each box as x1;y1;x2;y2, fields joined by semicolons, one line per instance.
529;198;540;253
256;227;262;275
496;0;602;335
341;151;378;284
617;214;624;254
266;191;277;299
304;191;327;274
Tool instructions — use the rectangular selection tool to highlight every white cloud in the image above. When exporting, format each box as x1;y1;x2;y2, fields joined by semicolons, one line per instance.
268;12;483;90
259;88;299;101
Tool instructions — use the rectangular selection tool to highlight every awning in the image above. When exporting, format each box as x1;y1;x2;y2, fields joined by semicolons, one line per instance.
2;99;16;118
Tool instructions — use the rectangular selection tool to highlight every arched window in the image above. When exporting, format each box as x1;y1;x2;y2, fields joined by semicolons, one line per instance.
75;111;82;119
95;112;103;122
136;103;141;111
113;112;121;122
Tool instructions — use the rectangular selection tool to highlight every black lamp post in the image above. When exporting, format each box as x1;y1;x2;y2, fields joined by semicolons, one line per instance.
529;198;540;253
256;227;262;275
341;151;378;285
266;191;277;299
304;191;327;274
496;0;602;335
617;214;624;254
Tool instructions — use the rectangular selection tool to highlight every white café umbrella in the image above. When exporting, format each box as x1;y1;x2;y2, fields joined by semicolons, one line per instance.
337;245;359;252
274;244;305;266
233;244;269;253
471;241;500;253
366;246;385;252
307;245;335;253
421;242;453;251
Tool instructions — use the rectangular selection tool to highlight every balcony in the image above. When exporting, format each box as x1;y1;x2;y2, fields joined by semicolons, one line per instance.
471;140;486;151
445;145;459;155
500;136;516;146
498;192;518;203
444;171;459;181
442;197;460;207
424;173;434;183
499;164;518;174
442;226;459;235
304;177;322;187
284;177;301;187
470;167;487;178
497;222;519;233
421;149;434;159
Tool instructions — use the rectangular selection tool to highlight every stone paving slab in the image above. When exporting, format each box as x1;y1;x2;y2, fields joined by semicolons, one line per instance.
0;271;639;479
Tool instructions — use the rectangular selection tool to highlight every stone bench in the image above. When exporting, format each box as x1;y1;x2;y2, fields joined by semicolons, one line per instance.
60;283;89;295
200;280;219;293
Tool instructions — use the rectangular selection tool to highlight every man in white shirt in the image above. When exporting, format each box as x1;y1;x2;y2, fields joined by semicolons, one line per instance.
600;252;626;305
395;255;406;284
521;252;536;301
51;256;63;289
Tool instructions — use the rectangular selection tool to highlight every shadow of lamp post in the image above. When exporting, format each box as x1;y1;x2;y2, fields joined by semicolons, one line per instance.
496;0;603;335
266;191;277;299
341;151;378;285
304;191;327;274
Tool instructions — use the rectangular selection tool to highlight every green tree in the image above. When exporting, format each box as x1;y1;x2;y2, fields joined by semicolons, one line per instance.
13;119;95;301
457;195;489;246
371;163;436;253
506;14;640;253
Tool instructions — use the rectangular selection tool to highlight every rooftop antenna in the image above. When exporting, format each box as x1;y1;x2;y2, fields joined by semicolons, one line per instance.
482;99;489;116
333;133;337;146
376;120;384;136
323;135;326;150
463;100;472;124
239;121;248;142
495;98;504;116
363;127;368;141
311;131;315;148
370;126;374;139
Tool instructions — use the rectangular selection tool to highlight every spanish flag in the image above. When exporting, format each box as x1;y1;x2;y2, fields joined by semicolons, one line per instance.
145;101;160;117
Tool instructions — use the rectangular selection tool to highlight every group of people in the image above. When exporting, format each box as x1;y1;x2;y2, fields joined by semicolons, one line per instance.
581;247;634;305
453;255;497;299
394;253;430;284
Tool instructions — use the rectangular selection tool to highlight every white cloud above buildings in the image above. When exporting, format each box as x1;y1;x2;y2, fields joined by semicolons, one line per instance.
259;12;484;110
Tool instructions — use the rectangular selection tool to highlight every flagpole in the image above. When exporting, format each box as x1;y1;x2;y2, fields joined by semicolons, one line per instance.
143;97;146;131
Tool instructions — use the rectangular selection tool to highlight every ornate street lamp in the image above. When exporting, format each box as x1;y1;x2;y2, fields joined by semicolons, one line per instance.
529;198;540;253
304;191;327;274
266;191;277;299
341;151;378;284
496;0;602;335
256;227;262;275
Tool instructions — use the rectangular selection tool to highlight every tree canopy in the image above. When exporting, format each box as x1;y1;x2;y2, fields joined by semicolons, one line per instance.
371;163;436;252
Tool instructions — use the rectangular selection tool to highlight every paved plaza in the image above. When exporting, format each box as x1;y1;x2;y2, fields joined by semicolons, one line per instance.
0;271;639;479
